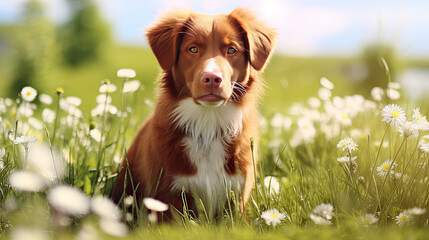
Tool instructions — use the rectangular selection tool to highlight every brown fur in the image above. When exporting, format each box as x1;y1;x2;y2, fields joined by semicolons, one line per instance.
111;8;276;220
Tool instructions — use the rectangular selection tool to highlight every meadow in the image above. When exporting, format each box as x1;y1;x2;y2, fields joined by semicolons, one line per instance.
0;45;429;240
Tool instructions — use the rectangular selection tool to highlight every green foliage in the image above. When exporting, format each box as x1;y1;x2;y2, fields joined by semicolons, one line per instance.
9;0;59;96
361;44;398;93
59;0;111;67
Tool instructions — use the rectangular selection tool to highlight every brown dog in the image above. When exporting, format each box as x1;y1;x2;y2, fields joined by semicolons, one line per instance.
112;8;275;220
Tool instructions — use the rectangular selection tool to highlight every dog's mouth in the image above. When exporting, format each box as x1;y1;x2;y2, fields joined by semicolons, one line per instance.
197;94;225;107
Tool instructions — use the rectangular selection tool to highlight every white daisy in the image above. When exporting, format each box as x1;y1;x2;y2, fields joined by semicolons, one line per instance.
8;170;46;192
407;207;426;215
144;99;154;107
48;185;90;217
282;117;292;131
412;108;426;122
312;203;334;220
117;68;136;78
263;176;280;196
90;129;103;142
386;88;400;100
123;80;141;93
412;108;429;131
42;108;56;124
370;87;384;101
0;148;5;160
388;82;401;90
99;83;117;93
0;99;6;114
96;94;112;104
91;195;122;221
20;86;37;102
381;104;406;126
0;148;5;169
394;172;408;183
398;121;419;139
65;96;82;107
337;156;357;163
320;77;334;90
91;103;118;117
143;197;169;212
125;212;133;222
261;208;286;226
310;213;332;225
377;160;397;177
318;88;331;101
26;142;65;182
39;94;53;105
17;103;35;117
395;211;411;226
271;113;285;128
359;213;379;226
298;117;316;138
12;135;37;145
147;211;158;224
10;227;48;240
99;218;129;237
123;195;134;207
28;117;44;130
289;118;316;147
77;224;99;240
307;97;321;109
336;112;352;126
420;143;429;153
337;138;358;152
12;135;38;156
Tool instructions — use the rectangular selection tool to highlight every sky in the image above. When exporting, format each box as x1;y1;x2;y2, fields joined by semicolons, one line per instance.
1;0;429;58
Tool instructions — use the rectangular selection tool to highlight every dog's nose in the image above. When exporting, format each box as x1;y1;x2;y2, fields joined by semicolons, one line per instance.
201;72;223;88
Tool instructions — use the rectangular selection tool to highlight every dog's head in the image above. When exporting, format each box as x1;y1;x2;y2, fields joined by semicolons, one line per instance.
146;8;276;107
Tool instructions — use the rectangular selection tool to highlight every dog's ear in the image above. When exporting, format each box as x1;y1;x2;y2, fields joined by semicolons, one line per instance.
145;9;193;71
229;8;276;71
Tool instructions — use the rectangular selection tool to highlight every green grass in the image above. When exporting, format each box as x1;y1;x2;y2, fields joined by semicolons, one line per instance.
0;44;429;239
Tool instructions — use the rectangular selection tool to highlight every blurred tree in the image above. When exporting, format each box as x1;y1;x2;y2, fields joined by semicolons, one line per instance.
10;0;58;96
361;44;397;93
59;0;111;67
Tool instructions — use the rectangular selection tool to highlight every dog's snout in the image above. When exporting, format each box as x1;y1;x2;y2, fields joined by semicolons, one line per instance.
201;72;223;88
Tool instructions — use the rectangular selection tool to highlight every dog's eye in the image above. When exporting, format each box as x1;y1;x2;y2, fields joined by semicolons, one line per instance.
227;47;237;55
189;47;198;53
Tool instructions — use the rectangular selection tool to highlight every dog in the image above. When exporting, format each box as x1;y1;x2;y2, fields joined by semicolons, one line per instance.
112;8;275;220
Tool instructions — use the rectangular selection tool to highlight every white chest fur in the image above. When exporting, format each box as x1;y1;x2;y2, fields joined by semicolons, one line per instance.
171;99;244;213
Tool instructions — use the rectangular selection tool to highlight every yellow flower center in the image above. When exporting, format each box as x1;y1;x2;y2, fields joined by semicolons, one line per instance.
400;215;408;222
417;115;422;121
341;113;348;120
271;213;278;219
362;219;370;224
342;142;348;147
392;110;399;118
56;87;64;94
303;124;308;129
381;164;390;172
26;91;32;96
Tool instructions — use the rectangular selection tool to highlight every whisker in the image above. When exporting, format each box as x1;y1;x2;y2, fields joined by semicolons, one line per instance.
178;31;195;38
229;82;248;103
184;22;198;36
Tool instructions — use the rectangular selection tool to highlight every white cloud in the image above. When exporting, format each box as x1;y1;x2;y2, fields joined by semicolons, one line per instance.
245;0;351;55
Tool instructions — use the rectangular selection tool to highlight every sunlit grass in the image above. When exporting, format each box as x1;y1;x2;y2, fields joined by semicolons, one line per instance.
0;66;428;239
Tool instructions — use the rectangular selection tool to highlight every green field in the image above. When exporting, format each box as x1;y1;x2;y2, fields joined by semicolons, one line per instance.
3;44;428;115
1;44;429;239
